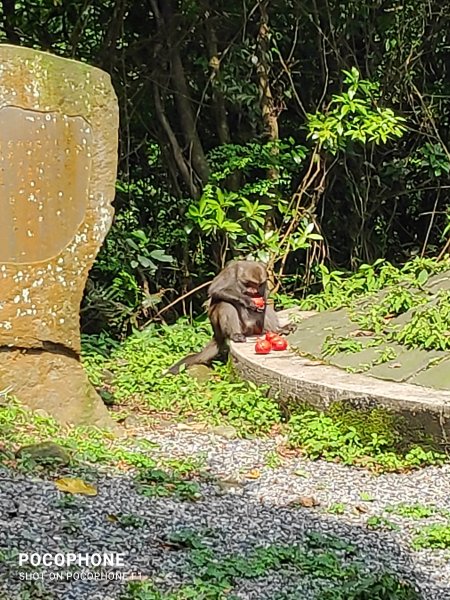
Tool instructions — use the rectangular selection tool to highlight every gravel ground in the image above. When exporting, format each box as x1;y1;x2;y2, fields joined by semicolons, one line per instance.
1;424;450;599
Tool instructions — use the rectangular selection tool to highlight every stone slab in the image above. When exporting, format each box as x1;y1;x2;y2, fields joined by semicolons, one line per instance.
329;343;389;371
424;271;450;294
368;347;446;383
288;308;356;357
410;357;450;390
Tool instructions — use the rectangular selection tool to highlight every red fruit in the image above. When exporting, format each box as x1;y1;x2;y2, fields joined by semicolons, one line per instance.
252;296;265;309
255;338;272;354
271;337;288;351
265;331;279;342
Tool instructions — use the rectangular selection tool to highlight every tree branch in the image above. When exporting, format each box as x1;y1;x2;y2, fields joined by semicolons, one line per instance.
153;82;200;199
203;8;231;145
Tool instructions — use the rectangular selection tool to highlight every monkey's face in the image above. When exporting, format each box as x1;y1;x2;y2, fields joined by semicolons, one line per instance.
239;263;267;297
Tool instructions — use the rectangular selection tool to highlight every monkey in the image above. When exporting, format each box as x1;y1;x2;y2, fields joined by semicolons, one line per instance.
168;260;294;374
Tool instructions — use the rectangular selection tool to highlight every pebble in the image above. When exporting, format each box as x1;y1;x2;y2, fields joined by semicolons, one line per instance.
0;425;450;599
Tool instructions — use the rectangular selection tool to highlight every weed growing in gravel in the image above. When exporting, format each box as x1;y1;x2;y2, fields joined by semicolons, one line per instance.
115;514;147;529
54;495;79;510
0;398;207;491
9;580;56;600
166;528;209;550
367;515;400;531
318;572;420;600
360;491;376;502
386;503;440;520
60;517;82;534
121;531;419;600
135;467;202;501
162;455;207;477
0;398;157;470
327;502;346;515
121;581;228;600
0;548;20;563
412;523;450;549
286;403;446;472
264;449;284;468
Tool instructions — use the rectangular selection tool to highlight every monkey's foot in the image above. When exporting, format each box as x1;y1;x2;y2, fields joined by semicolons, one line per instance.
230;333;247;343
278;323;297;335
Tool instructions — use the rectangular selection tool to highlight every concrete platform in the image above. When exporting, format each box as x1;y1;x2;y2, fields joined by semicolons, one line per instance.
230;310;450;443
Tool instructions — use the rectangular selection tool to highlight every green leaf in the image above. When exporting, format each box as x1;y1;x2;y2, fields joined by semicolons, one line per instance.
149;250;174;263
417;269;429;285
137;255;153;268
126;238;140;251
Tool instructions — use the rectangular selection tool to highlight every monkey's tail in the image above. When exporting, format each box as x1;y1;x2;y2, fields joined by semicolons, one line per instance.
166;339;221;375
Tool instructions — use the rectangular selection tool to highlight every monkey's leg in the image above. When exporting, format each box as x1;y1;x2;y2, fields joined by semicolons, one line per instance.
168;303;248;375
264;305;296;334
263;305;280;331
212;302;247;343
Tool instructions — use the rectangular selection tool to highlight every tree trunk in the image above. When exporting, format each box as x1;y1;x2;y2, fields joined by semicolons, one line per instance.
256;0;279;234
159;0;210;186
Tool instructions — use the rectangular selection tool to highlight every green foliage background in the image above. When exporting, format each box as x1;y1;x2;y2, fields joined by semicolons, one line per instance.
2;0;449;333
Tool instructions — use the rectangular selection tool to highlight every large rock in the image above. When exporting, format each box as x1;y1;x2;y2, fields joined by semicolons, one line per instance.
0;45;119;429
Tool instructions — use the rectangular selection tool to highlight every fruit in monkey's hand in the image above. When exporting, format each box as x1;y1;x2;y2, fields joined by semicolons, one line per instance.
252;296;265;309
255;338;272;354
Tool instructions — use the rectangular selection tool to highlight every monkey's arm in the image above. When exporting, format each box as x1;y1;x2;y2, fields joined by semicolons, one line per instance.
208;262;267;312
208;283;261;311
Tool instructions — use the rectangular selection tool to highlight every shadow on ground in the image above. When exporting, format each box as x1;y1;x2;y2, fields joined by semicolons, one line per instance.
0;460;448;600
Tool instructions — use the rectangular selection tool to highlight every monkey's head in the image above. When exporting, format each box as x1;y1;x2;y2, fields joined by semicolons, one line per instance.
237;261;267;297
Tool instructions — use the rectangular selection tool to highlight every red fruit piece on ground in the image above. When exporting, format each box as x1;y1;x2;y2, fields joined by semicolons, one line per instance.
271;337;288;351
255;338;272;354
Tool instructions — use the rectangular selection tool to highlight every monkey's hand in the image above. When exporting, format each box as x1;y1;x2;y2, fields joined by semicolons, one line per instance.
242;295;263;312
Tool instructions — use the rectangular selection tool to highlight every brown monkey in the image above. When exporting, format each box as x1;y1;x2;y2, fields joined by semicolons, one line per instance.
168;260;293;374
